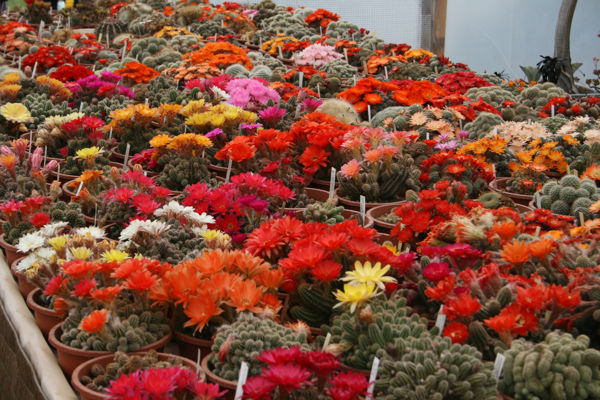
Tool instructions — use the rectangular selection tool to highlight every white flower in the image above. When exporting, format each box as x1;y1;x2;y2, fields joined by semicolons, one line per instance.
212;86;231;100
16;232;45;253
15;253;37;273
154;201;197;219
139;220;170;236
34;247;56;261
39;221;69;237
186;211;215;226
119;219;146;241
73;226;106;239
192;225;208;236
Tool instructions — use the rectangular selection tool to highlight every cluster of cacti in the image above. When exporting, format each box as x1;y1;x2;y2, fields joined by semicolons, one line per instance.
466;86;517;108
22;93;71;127
388;61;437;81
94;17;128;39
358;34;386;51
24;0;52;24
337;154;421;202
187;19;234;37
302;199;346;224
569;142;600;175
116;2;154;25
542;115;571;133
118;219;209;264
323;296;430;370
168;34;202;54
128;13;173;36
466;112;504;138
375;334;497;400
537;175;600;220
81;351;189;392
499;332;600;400
320;59;358;79
304;75;340;99
517;82;567;110
62;151;112;176
224;64;274;80
261;13;313;39
0;168;45;201
247;51;286;72
501;102;538;122
154;152;212;191
60;2;107;26
129;37;168;63
3;201;86;244
371;104;459;139
208;313;308;380
83;95;135;120
325;20;365;41
505;167;549;195
61;308;170;352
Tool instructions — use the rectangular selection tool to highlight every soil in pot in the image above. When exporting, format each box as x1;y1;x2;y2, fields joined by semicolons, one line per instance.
49;323;172;376
72;351;201;400
26;288;64;338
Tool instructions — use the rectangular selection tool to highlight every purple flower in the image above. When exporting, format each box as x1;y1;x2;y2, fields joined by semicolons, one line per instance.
100;71;123;83
118;86;135;99
258;106;286;127
458;130;470;139
205;128;224;138
435;140;458;151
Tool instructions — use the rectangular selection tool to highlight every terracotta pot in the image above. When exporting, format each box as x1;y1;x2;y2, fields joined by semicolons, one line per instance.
334;188;403;212
0;234;24;266
62;179;81;198
208;163;227;178
26;288;64;338
49;323;172;376
287;208;374;229
110;151;125;162
515;204;533;215
10;258;36;299
0;218;4;235
340;362;370;377
489;178;534;206
366;203;403;233
71;352;201;400
201;353;236;400
309;177;334;190
304;187;329;202
174;330;213;362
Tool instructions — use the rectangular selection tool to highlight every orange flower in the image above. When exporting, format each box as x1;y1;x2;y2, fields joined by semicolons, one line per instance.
125;269;158;291
115;62;159;83
446;294;481;317
528;239;555;258
501;240;530;264
363;93;382;105
551;285;581;309
76;169;103;183
446;164;466;175
364;149;383;163
581;165;600;181
79;309;108;333
227;280;263;313
491;221;520;241
62;260;97;278
90;285;122;303
253;269;285;290
215;136;256;162
260;292;282;314
183;296;223;333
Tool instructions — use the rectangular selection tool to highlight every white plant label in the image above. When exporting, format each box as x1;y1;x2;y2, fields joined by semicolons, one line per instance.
56;163;60;181
316;83;321;97
196;349;202;374
122;143;131;171
225;158;233;183
551;105;555;117
492;127;498;135
322;332;331;351
234;362;249;400
367;105;372;122
75;181;84;196
108;127;113;141
384;66;388;80
43;146;47;168
435;305;446;334
343;48;348;62
536;192;541;208
32;61;38;78
38;21;44;36
328;167;336;199
492;353;506;381
278;45;283;58
298;71;304;88
359;195;366;226
79;102;84;113
366;357;380;398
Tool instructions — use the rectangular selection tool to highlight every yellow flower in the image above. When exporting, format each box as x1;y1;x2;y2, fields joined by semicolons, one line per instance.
48;235;69;251
0;102;32;123
179;100;207;117
69;247;92;260
102;249;130;263
149;134;172;148
201;229;222;241
333;283;379;313
76;147;104;163
341;261;396;289
24;264;41;279
2;72;21;83
110;106;135;121
134;104;156;118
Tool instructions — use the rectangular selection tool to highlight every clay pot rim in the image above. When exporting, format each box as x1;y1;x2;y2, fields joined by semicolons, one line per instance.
334;188;404;209
48;322;173;358
201;353;237;390
339;361;370;376
71;351;201;400
0;233;19;252
285;207;374;229
366;203;404;231
26;288;56;317
173;329;212;346
489;178;535;201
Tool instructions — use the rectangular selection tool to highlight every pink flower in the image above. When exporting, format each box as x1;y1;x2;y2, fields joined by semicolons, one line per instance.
422;262;451;282
258;106;286;127
340;159;361;178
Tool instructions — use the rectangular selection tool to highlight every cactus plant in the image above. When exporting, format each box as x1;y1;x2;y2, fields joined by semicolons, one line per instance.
302;199;346;224
465;111;504;138
536;175;600;220
208;313;307;380
320;59;358;79
315;98;361;124
499;331;600;400
517;82;566;110
261;13;313;39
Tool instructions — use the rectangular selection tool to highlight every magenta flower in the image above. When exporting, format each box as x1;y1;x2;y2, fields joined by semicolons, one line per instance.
422;262;451;282
258;106;286;127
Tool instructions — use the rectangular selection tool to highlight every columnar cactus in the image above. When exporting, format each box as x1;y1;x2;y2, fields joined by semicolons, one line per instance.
209;313;307;380
499;332;600;400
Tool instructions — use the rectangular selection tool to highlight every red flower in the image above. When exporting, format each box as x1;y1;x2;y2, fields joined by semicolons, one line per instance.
262;364;312;392
425;276;455;301
125;269;158;291
79;309;108;333
298;350;340;379
72;278;97;297
90;285;122;303
310;259;343;281
422;262;450;282
446;294;481;317
257;346;302;366
29;212;50;228
62;260;97;278
327;372;368;398
443;321;469;343
243;376;276;400
551;285;581;309
44;275;64;296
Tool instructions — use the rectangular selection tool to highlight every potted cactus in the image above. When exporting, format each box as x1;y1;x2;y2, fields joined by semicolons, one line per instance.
533;174;600;221
46;257;174;375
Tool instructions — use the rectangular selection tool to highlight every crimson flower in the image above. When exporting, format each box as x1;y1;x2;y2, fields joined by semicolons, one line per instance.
298;350;340;379
44;275;64;296
243;376;276;400
71;278;97;297
443;321;469;343
257;346;302;366
261;364;312;392
422;262;450;282
29;212;50;228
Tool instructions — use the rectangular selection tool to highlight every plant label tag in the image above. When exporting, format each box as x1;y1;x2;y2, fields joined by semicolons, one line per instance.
536;193;541;208
43;146;47;168
367;105;372;122
196;349;202;374
122;143;131;171
551;105;555;117
57;163;60;181
459;119;463;129
38;21;44;36
76;181;84;196
329;168;336;199
18;56;22;70
317;83;321;97
426;132;430;140
108;127;113;141
234;362;249;400
579;212;585;227
492;353;506;381
322;332;331;351
98;33;103;43
492;127;498;135
278;45;283;58
29;130;33;153
319;25;323;35
534;226;541;237
491;164;496;177
225;158;233;183
79;102;84;113
435;305;446;334
366;357;380;398
359;195;366;226
298;71;304;88
32;61;38;78
384;66;388;80
343;48;348;62
94;204;98;226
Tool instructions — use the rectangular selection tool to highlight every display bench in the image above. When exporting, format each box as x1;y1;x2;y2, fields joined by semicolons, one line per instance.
0;254;77;400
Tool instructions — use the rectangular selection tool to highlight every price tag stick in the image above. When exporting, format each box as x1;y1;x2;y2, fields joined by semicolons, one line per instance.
122;143;131;171
366;357;380;398
225;158;233;183
233;362;249;400
328;168;336;199
359;195;366;226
